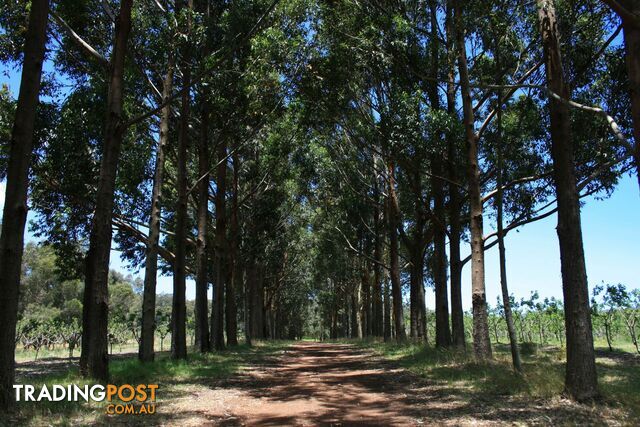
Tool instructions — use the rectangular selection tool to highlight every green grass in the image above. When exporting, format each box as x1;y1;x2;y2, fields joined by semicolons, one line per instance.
352;338;640;418
3;340;290;426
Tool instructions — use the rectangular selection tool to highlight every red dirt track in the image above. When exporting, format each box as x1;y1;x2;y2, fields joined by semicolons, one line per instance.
207;342;420;425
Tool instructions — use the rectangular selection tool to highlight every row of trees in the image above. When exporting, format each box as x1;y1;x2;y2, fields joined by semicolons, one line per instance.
313;285;640;355
301;0;636;402
485;285;640;354
16;243;640;360
0;0;638;409
1;0;315;410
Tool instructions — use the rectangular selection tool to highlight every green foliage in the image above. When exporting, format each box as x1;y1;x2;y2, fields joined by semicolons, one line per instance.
0;84;15;178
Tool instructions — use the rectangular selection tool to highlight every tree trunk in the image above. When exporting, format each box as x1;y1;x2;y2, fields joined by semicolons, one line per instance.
445;0;465;349
351;291;360;338
80;0;133;380
386;161;406;341
409;260;418;339
195;102;211;352
625;22;640;190
248;260;264;340
537;0;599;401
453;0;492;361
226;146;241;346
0;0;49;409
343;293;350;337
372;175;384;337
212;136;228;351
433;161;451;348
171;0;192;360
360;265;370;337
407;179;427;341
410;247;427;341
383;272;391;342
495;46;522;373
331;286;338;339
428;0;451;349
139;53;175;362
245;257;255;346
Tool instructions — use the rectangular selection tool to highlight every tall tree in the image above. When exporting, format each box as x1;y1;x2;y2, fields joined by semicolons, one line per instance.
445;0;465;349
226;144;240;346
171;0;192;361
537;0;599;400
430;0;451;348
495;36;522;373
139;52;175;362
0;0;49;409
453;0;492;360
195;102;211;352
212;136;228;351
372;189;384;337
386;160;406;341
80;0;133;380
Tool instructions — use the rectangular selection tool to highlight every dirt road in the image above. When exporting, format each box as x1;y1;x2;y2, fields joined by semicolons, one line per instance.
207;342;421;425
156;342;617;426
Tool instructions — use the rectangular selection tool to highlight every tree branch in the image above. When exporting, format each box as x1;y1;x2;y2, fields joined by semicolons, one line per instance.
50;10;109;68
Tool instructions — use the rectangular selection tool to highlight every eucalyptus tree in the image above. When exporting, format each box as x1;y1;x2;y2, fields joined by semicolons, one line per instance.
170;0;194;361
452;0;492;360
80;0;134;379
0;0;49;408
26;0;143;382
139;1;179;362
443;1;466;348
535;0;617;400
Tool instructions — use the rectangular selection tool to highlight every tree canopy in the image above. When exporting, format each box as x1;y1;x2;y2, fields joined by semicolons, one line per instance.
0;0;638;410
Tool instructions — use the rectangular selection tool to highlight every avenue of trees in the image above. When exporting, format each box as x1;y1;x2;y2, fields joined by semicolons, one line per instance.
0;0;638;410
13;244;640;360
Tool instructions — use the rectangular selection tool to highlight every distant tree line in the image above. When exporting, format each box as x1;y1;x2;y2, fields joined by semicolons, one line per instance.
14;243;191;359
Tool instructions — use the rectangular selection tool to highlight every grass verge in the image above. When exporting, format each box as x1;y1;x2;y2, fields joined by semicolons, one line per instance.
351;338;639;420
2;340;290;426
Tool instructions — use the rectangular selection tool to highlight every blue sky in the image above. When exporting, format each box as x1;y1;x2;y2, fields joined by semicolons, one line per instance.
454;174;640;309
2;59;639;310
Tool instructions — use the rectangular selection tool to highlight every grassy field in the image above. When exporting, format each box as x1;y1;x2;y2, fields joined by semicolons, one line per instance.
3;340;290;426
350;338;640;422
